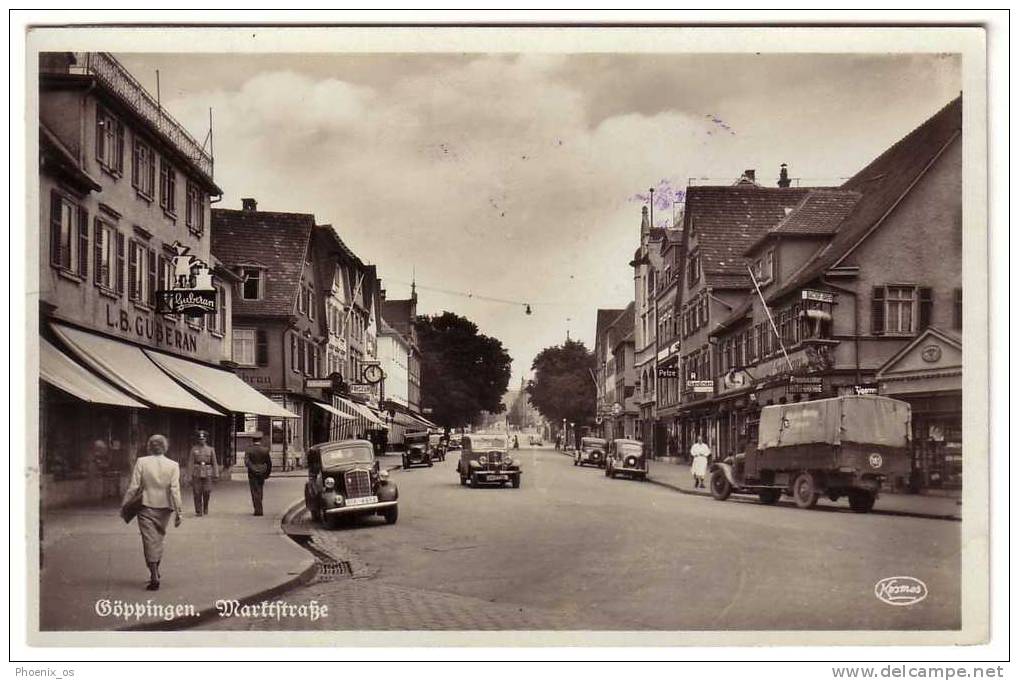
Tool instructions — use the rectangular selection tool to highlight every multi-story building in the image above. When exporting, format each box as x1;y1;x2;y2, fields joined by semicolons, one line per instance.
607;303;638;440
593;307;625;437
37;52;291;507
382;287;422;414
630;205;668;448
710;96;962;492
651;227;684;454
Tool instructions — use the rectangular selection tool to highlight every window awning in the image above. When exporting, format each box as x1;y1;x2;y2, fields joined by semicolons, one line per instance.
41;338;148;409
337;397;388;428
312;401;355;420
52;324;223;415
391;412;422;429
411;412;439;429
144;349;299;419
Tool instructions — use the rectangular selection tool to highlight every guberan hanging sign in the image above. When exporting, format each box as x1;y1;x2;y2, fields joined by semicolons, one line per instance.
156;241;217;317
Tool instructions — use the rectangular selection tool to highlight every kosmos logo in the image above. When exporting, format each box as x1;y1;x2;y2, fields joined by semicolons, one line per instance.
874;576;928;606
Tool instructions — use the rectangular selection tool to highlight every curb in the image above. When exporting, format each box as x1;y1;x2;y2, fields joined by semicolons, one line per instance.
118;496;319;631
646;475;961;522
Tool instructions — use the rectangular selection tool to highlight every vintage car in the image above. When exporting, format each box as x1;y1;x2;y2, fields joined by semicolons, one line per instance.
446;435;463;454
605;438;648;481
402;430;433;469
457;433;521;488
428;432;446;462
304;439;399;528
709;395;912;513
528;435;544;446
574;437;608;468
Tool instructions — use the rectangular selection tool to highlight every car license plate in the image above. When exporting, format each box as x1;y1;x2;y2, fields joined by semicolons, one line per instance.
487;474;508;481
346;495;378;507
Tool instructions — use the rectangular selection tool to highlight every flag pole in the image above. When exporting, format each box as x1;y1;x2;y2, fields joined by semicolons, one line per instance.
747;264;794;373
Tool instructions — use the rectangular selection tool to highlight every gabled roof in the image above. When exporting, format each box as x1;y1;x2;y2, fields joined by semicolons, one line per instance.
382;298;416;337
211;208;315;317
709;298;753;336
608;302;636;350
684;185;813;289
767;95;962;302
744;189;862;255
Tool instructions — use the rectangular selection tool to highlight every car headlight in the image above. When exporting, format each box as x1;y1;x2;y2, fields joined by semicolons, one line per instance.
626;457;636;467
334;494;344;505
479;455;487;465
505;456;513;466
324;477;336;489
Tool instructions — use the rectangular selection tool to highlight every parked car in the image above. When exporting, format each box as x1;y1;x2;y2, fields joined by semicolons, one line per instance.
304;439;399;528
428;432;446;461
403;430;433;469
605;438;647;481
574;437;607;468
457;433;521;488
528;435;544;446
709;395;912;513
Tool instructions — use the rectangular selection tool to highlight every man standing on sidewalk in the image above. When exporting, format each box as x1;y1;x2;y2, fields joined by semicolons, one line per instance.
690;435;710;489
244;434;273;516
187;430;219;516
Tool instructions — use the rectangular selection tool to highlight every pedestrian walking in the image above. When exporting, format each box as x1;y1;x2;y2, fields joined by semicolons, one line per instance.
244;433;273;516
690;435;710;489
121;434;182;591
186;430;219;516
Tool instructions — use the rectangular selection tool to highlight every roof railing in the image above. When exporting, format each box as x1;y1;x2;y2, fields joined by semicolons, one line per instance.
70;52;214;179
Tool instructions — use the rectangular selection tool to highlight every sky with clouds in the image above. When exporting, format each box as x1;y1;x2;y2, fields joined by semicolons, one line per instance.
116;51;960;385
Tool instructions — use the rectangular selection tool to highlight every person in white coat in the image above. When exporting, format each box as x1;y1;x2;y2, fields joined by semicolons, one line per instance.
690;435;711;489
122;434;182;590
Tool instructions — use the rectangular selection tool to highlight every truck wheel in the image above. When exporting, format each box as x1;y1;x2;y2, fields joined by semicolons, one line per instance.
793;472;820;509
383;505;399;524
848;490;876;513
758;489;781;505
709;470;732;501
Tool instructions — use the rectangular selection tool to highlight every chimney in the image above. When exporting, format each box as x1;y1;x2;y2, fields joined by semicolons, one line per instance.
241;198;258;212
777;163;791;188
743;169;756;183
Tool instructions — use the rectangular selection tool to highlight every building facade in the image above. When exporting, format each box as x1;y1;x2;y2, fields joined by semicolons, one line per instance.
630;206;668;449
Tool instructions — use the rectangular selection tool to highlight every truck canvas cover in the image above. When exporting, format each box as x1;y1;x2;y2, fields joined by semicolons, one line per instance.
758;395;910;449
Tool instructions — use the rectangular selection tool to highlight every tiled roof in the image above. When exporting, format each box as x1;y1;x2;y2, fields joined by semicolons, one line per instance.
685;185;814;289
595;308;625;360
767;95;962;302
709;298;753;336
744;190;862;254
382;299;416;337
608;302;635;349
211;208;315;317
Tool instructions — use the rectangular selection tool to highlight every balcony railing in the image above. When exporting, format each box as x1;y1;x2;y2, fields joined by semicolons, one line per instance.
70;52;214;179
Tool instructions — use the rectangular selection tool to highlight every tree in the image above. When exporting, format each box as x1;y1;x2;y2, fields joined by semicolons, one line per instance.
526;339;596;428
415;312;513;430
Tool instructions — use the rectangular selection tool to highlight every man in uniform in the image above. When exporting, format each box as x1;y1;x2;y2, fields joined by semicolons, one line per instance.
186;430;219;516
244;433;273;516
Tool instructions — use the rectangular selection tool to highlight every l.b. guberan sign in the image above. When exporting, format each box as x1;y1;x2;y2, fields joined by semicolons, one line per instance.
156;241;217;318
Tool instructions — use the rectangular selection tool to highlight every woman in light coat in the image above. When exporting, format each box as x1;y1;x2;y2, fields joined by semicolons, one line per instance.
122;434;182;590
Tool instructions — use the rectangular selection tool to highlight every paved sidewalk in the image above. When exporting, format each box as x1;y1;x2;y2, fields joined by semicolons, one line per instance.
647;459;962;520
39;476;314;631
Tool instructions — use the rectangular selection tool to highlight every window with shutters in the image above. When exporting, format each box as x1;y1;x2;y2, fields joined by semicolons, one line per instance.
208;285;227;336
93;219;117;292
186;181;204;235
95;106;124;175
233;328;256;366
132;136;156;199
159;158;177;216
883;286;917;335
157;253;178;321
291;335;299;373
49;192;87;278
128;240;154;306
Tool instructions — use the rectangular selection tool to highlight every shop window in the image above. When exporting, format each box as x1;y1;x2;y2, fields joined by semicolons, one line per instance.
131;135;156;199
49;191;88;278
95;106;124;175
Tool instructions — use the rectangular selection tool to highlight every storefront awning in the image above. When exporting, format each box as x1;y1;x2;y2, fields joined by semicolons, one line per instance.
144;349;299;419
312;401;355;420
337;397;388;428
41;338;148;409
391;411;423;429
52;324;222;415
412;413;439;429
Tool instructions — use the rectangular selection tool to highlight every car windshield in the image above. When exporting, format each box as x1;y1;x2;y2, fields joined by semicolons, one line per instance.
617;443;643;455
320;446;373;468
471;437;506;450
429;435;442;445
582;440;605;450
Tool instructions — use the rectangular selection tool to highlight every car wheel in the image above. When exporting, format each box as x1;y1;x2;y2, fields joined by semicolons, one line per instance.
847;489;876;513
709;470;732;501
793;472;820;509
383;505;399;524
758;489;781;505
511;475;521;489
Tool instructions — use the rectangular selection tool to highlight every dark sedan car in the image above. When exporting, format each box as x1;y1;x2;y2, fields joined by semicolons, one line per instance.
457;434;521;488
605;438;648;481
304;439;399;529
574;437;608;468
402;431;433;469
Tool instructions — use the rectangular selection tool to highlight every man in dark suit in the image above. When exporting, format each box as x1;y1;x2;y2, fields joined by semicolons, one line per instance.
244;434;273;516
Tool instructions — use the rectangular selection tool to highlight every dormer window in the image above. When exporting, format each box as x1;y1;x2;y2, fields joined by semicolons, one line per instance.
240;267;264;301
753;249;775;286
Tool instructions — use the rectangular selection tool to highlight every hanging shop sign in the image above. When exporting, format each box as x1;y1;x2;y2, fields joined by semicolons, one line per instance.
305;378;334;389
156;242;217;317
801;289;835;304
657;365;679;379
350;383;374;396
788;376;824;394
688;380;715;394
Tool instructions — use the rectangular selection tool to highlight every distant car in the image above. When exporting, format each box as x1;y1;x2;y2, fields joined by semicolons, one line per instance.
574;437;607;468
428;432;446;462
457;433;521;488
528;435;544;446
605;438;648;481
304;439;399;529
403;431;433;469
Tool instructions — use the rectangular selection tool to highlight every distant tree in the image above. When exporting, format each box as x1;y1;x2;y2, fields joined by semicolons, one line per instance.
526;339;596;427
415;312;512;430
